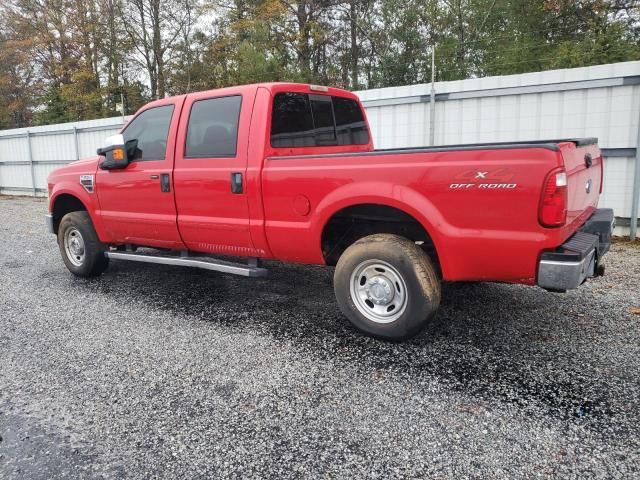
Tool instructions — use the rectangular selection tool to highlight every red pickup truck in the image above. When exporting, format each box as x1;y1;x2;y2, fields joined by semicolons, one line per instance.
46;82;614;339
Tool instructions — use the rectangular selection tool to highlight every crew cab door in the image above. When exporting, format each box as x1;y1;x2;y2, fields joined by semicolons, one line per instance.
95;97;185;249
173;89;256;255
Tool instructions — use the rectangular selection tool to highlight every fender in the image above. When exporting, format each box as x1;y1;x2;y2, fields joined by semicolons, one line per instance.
311;181;454;277
49;181;111;243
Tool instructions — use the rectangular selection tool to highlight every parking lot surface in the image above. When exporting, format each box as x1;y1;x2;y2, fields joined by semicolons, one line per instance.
1;196;639;478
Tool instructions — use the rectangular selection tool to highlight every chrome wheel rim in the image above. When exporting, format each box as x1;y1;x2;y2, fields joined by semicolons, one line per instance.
64;227;85;267
349;260;408;324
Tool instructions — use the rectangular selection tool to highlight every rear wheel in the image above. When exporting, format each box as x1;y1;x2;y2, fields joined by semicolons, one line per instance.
57;211;109;277
334;234;441;340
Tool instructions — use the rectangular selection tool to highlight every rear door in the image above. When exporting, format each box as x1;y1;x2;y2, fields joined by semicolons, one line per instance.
96;97;185;249
173;88;257;256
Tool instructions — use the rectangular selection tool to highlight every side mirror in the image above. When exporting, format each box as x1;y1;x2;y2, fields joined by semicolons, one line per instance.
98;134;129;170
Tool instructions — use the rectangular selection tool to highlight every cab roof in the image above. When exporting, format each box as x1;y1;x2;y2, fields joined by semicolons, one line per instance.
145;83;359;110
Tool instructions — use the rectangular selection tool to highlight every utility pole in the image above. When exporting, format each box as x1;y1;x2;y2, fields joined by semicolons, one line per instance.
429;47;436;146
115;89;125;124
630;104;640;241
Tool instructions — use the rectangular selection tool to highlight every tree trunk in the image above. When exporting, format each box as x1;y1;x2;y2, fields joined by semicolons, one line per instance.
157;56;165;98
455;0;465;76
296;1;311;79
152;0;164;98
350;0;359;89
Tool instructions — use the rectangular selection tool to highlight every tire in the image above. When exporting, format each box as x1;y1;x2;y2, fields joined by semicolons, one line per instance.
334;234;441;340
57;211;109;277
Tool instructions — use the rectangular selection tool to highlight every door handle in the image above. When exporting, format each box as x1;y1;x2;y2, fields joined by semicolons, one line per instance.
160;173;170;192
150;174;159;180
230;172;243;194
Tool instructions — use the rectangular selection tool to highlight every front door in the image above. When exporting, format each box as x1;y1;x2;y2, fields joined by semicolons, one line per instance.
173;89;256;256
96;98;185;249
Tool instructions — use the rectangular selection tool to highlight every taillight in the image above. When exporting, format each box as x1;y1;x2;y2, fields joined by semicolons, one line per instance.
539;169;567;227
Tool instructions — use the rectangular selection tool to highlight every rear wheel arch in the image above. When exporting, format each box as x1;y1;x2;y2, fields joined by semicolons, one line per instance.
320;202;442;275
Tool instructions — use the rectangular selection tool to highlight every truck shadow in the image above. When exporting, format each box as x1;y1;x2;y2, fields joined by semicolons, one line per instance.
88;259;626;435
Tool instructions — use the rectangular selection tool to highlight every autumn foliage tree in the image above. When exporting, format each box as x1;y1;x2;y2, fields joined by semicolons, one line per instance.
0;0;638;128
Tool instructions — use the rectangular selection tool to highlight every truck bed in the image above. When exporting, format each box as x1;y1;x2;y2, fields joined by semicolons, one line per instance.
262;137;603;284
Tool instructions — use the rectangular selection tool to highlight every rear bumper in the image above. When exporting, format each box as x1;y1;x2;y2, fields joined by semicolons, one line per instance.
537;208;615;291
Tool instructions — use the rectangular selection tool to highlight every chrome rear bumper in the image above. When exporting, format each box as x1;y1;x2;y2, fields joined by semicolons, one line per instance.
537;209;615;291
538;249;597;291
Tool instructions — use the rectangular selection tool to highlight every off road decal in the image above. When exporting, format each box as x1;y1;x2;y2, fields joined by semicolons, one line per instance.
450;169;517;189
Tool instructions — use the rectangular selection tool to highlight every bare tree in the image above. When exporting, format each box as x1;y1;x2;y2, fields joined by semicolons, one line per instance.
119;0;197;99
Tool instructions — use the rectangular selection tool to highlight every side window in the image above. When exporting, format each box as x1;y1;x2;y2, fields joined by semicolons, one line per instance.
185;95;242;158
271;92;315;147
333;96;370;145
270;92;369;148
122;105;174;161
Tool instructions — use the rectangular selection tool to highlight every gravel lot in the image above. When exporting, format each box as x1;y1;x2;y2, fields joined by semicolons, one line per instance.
1;195;639;479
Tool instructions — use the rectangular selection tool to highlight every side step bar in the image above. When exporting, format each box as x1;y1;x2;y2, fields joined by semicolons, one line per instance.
105;251;268;277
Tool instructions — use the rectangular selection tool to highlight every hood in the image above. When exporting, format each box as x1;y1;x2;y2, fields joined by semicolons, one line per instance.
48;156;100;178
65;156;101;170
46;156;100;189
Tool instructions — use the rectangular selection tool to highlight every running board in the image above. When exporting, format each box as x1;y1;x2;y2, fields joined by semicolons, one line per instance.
105;251;268;277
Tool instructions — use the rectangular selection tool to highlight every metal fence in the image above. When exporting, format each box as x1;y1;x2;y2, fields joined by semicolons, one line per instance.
1;61;639;238
0;116;128;196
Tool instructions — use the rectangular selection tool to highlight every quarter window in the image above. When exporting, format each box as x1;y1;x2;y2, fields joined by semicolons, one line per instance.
185;96;242;158
122;105;174;161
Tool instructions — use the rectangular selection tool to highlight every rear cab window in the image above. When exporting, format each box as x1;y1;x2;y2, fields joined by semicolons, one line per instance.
270;92;369;148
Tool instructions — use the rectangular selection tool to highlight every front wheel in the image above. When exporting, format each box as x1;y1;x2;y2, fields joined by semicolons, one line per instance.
57;211;109;277
334;234;441;340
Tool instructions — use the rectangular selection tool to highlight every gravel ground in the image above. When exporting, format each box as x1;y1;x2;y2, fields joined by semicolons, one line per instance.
1;196;639;479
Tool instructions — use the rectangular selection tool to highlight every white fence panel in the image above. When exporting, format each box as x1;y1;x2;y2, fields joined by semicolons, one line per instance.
600;156;637;217
77;127;123;159
33;163;57;189
0;135;29;162
0;117;127;195
0;164;32;189
31;132;75;162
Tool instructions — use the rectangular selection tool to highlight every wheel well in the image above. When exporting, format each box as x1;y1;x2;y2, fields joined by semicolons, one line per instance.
51;194;87;234
321;204;440;269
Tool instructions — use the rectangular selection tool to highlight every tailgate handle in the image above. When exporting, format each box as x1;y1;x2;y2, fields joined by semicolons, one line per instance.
584;153;593;168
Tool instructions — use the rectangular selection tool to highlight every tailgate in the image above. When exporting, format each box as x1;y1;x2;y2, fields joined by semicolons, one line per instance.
558;139;603;228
